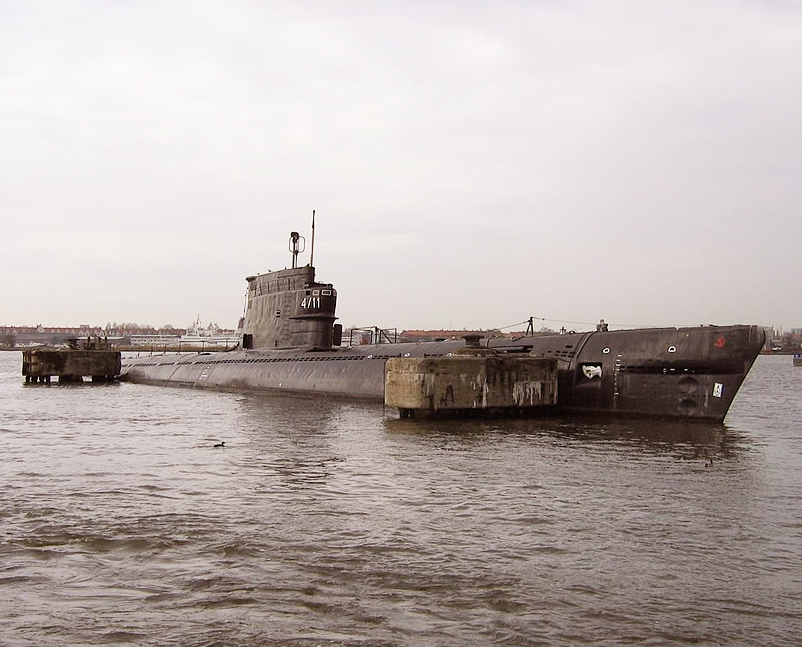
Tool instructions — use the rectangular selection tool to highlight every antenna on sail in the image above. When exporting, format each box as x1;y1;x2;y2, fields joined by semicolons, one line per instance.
309;209;316;267
289;231;305;268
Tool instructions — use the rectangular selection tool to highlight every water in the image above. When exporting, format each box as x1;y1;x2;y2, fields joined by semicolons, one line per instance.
1;352;800;646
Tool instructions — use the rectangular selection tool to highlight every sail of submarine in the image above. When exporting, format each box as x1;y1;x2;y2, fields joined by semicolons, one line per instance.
120;228;765;422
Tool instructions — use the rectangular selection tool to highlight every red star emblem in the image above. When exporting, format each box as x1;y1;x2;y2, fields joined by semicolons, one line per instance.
714;336;726;349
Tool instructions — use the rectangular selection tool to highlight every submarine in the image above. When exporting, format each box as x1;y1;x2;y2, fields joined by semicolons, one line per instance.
120;230;765;422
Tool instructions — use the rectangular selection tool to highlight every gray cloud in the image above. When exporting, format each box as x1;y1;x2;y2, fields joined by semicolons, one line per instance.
2;0;800;331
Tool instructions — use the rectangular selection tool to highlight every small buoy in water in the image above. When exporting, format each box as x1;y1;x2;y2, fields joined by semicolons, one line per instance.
705;458;713;467
214;441;225;448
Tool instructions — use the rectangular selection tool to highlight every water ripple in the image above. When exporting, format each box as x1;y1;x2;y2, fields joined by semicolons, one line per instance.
1;354;801;645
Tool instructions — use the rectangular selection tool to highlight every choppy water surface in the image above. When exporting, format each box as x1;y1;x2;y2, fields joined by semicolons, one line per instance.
1;352;801;646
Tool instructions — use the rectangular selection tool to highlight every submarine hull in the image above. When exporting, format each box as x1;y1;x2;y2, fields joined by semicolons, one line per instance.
120;324;764;422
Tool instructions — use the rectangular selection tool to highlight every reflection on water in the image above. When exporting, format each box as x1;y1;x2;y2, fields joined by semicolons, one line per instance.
0;353;801;646
384;413;746;464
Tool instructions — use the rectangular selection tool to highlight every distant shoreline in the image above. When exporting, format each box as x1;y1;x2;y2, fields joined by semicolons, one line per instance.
3;347;796;355
0;345;237;353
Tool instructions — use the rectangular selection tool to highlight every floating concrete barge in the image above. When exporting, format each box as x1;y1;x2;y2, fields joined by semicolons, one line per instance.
22;338;121;383
385;336;558;418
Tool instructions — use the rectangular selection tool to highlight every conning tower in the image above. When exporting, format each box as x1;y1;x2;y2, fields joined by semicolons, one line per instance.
241;232;339;350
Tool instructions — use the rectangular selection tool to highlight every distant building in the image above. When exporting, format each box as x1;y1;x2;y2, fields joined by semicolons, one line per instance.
1;324;105;347
0;322;236;349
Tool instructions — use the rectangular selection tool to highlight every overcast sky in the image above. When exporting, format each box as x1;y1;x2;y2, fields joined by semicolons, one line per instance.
2;0;800;333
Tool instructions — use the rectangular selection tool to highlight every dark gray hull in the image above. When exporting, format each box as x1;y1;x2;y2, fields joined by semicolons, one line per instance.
121;323;764;422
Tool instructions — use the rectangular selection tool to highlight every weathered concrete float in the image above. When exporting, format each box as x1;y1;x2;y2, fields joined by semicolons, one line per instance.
120;231;765;422
22;338;121;383
385;335;558;418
